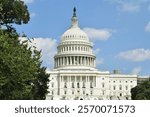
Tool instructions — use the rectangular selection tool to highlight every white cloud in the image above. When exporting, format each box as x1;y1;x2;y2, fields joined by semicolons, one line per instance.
30;12;36;18
145;21;150;32
107;0;150;13
118;48;150;62
148;4;150;11
93;48;101;55
118;3;140;12
22;0;34;4
131;67;142;75
83;28;113;41
19;37;57;69
96;58;104;65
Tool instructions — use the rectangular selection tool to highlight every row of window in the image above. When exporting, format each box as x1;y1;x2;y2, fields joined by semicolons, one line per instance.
58;45;91;53
50;90;130;97
50;90;106;96
109;80;134;83
110;85;133;90
63;35;87;39
61;76;95;82
61;41;89;45
51;82;133;91
64;82;94;88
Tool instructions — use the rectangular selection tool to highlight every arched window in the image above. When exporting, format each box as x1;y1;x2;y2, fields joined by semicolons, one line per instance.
90;91;93;95
103;91;105;95
64;82;67;88
77;82;80;88
51;83;54;88
90;82;93;88
72;83;74;88
75;46;77;50
113;86;116;90
119;85;122;90
126;86;128;90
64;90;67;95
83;82;85;88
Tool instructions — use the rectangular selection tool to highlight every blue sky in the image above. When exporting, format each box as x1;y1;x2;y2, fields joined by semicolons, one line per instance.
18;0;150;75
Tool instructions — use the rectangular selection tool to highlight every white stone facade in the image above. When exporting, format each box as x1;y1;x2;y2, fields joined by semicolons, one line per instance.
46;8;137;100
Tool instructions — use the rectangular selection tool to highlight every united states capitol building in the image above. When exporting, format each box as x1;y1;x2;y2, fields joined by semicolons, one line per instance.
46;8;138;100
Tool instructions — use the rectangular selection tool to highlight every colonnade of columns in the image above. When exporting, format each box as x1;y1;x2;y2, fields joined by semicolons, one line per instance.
60;75;96;82
60;75;96;88
55;56;96;68
58;45;92;53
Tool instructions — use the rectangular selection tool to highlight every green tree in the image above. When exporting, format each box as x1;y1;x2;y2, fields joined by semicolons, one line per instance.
131;81;150;100
0;0;30;27
0;0;49;99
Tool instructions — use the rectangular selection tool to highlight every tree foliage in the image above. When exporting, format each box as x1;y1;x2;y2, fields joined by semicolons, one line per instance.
131;81;150;100
0;0;49;100
0;0;30;27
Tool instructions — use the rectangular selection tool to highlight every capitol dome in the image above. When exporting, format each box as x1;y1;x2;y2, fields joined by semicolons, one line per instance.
54;7;96;70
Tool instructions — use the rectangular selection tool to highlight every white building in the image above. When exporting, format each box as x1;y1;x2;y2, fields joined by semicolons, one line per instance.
46;8;137;100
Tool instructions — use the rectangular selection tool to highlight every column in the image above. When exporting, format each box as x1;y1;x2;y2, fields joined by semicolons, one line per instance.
63;57;65;66
57;58;58;67
86;76;87;82
61;57;63;66
90;58;92;67
62;57;63;66
69;76;71;82
67;57;68;65
86;57;89;66
77;56;79;65
70;56;72;65
60;58;62;66
80;56;82;65
61;58;63;66
74;56;75;65
94;76;96;87
89;58;90;66
88;57;89;66
94;59;96;67
59;58;61;66
88;58;90;66
83;57;86;66
92;58;94;67
75;75;76;82
58;58;60;67
65;57;66;66
55;59;57;67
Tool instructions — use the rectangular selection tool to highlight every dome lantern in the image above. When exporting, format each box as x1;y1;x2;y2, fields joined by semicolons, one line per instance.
71;7;78;28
